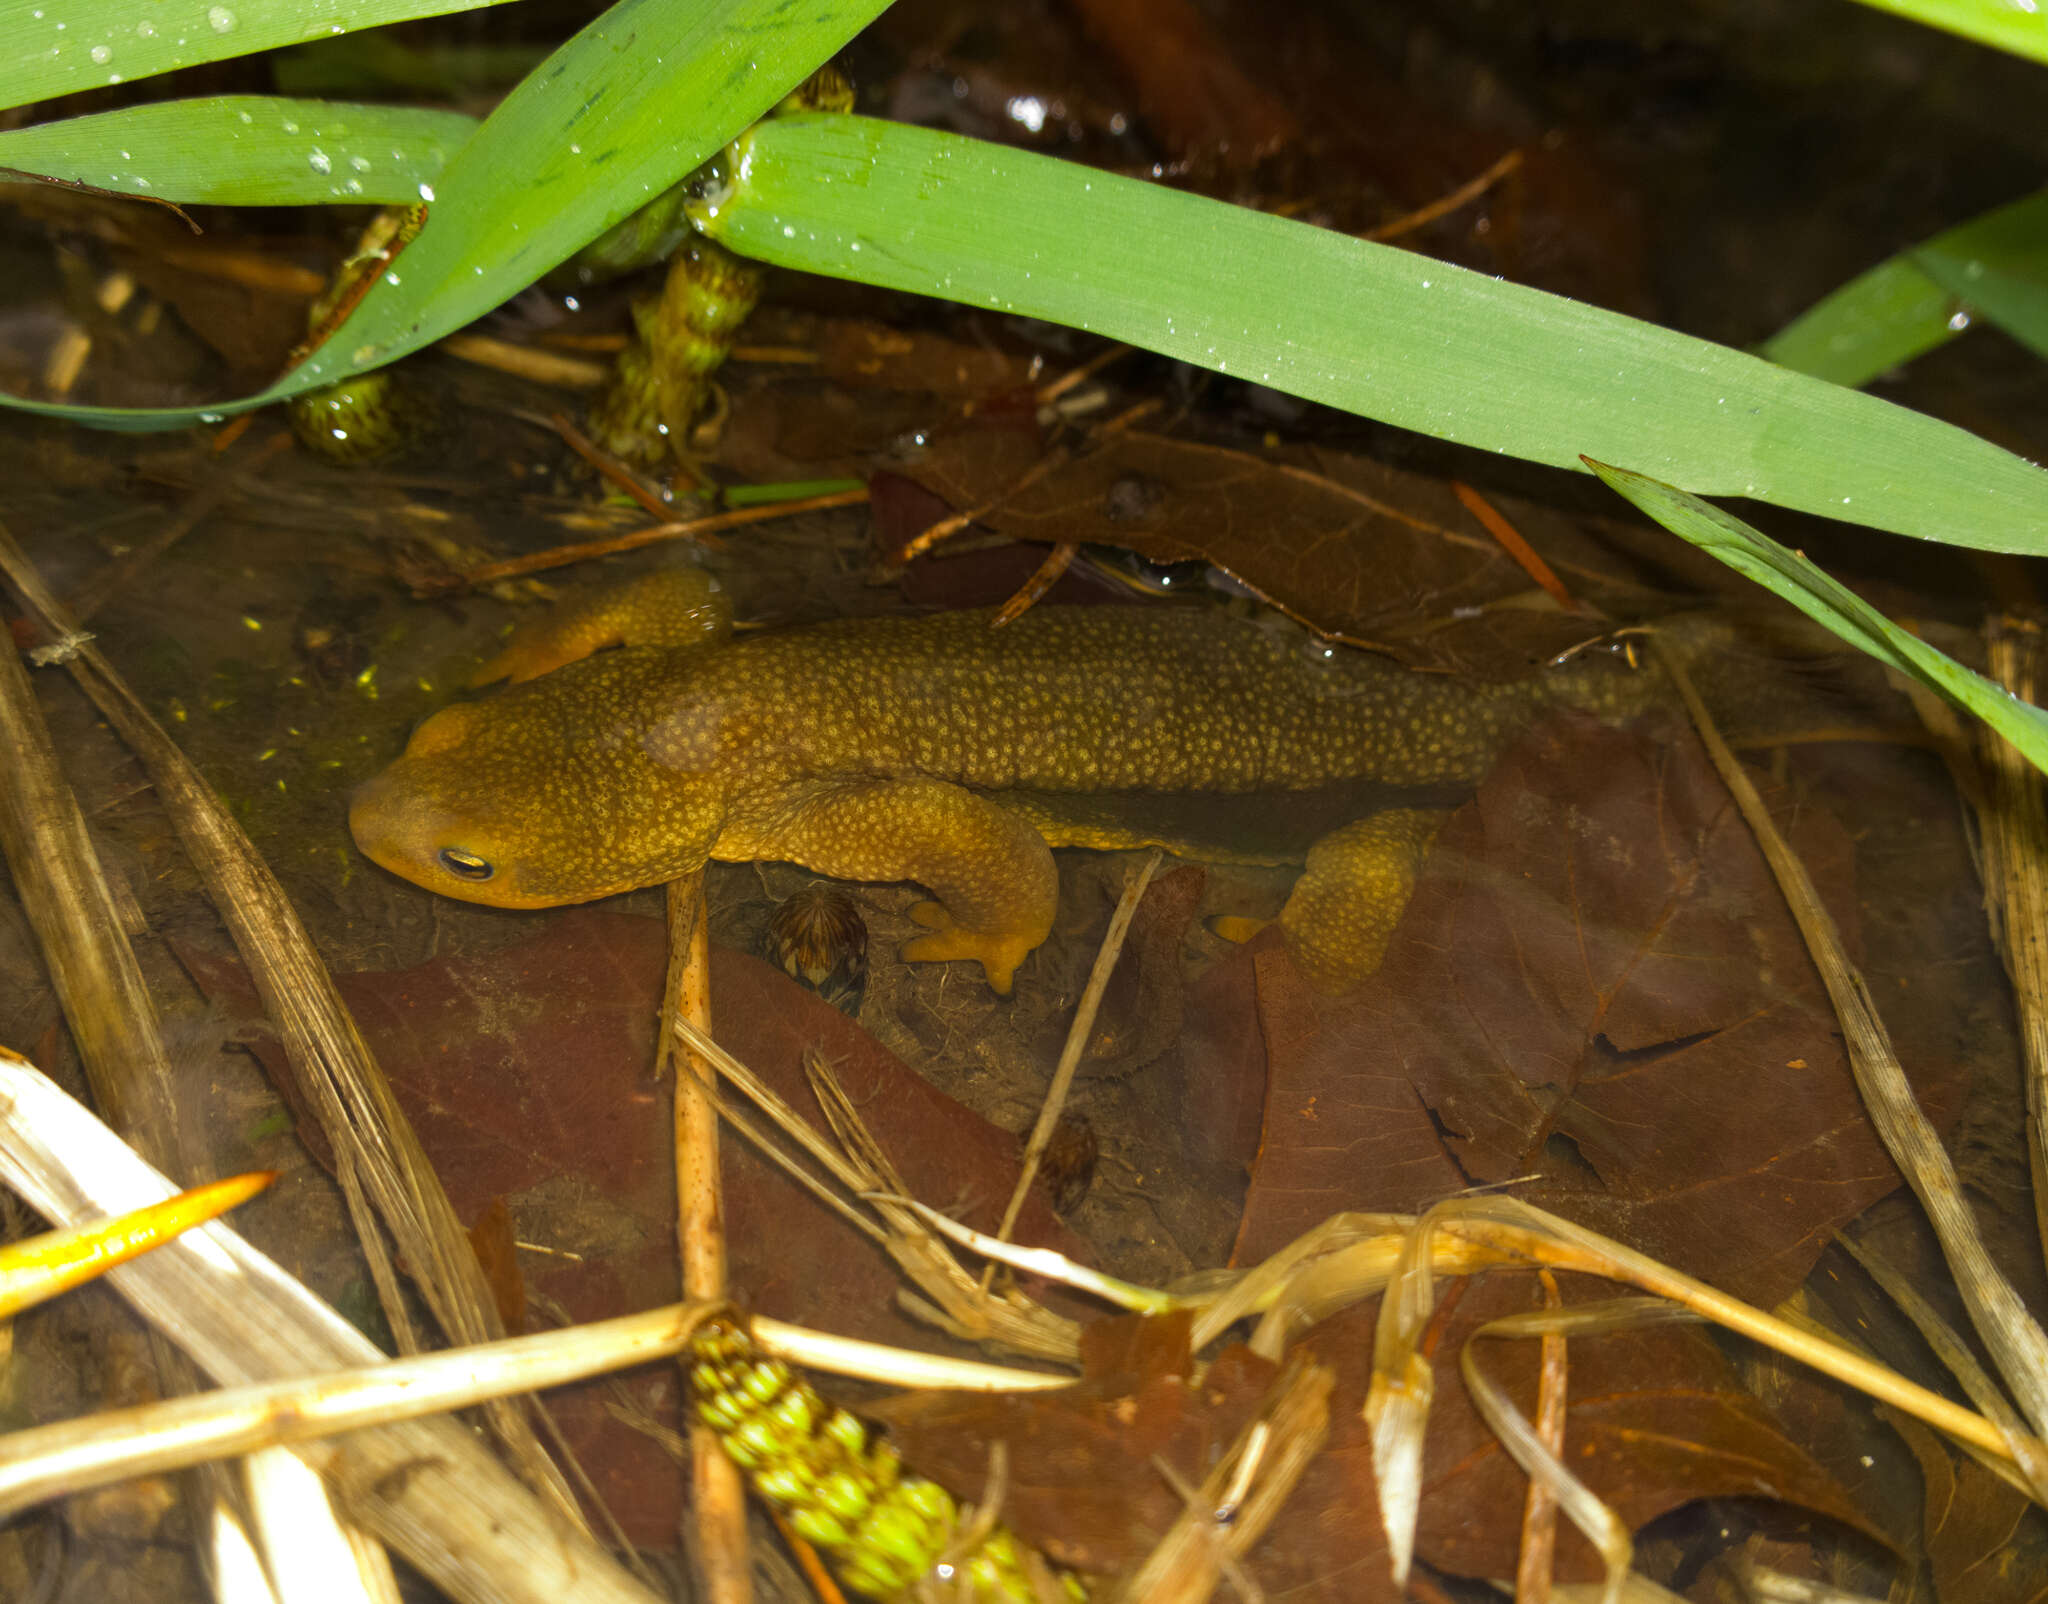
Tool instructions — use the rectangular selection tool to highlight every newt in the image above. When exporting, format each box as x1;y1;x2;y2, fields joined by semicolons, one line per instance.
349;570;1680;994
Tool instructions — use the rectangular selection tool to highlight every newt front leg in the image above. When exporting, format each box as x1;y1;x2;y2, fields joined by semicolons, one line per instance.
730;776;1057;994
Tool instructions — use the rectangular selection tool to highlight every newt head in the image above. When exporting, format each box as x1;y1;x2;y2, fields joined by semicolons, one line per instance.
349;650;726;908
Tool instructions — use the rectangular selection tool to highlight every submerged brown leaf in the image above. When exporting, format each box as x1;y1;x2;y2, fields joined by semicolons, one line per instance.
1235;709;1969;1309
896;427;1690;665
1886;1408;2048;1603
871;1312;1276;1575
182;908;1081;1544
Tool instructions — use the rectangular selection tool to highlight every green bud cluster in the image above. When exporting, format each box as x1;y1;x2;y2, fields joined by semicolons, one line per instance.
688;1318;1080;1602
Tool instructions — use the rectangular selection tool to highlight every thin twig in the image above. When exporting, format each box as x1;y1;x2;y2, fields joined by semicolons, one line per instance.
1513;1269;1566;1604
0;604;245;1580
550;410;675;522
1450;479;1575;611
463;487;870;584
666;877;751;1604
1363;148;1524;242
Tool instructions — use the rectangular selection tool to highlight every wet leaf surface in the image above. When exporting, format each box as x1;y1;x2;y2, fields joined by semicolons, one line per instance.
180;908;1082;1544
1233;710;1971;1310
892;424;1697;664
1887;1409;2048;1604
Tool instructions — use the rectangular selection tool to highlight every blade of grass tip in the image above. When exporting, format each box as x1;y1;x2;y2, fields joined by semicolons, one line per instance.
0;1170;275;1318
1762;191;2048;386
1584;458;2048;777
1760;255;1962;388
0;0;516;112
1910;189;2048;363
1436;1195;2024;1467
692;112;2048;556
0;0;891;430
882;1195;1178;1313
0;98;479;207
1366;1210;1441;1589
1846;0;2048;67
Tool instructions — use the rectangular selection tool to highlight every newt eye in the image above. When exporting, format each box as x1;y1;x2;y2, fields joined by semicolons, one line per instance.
437;847;495;881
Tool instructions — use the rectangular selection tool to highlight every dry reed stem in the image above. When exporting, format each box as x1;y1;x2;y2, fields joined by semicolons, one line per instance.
439;332;610;389
0;609;264;1579
1514;1269;1566;1604
666;876;752;1604
0;1300;720;1518
0;523;588;1526
1111;1354;1331;1603
0;1295;1067;1522
673;1018;1080;1356
1973;618;2048;1277
1658;636;2048;1494
0;1050;664;1604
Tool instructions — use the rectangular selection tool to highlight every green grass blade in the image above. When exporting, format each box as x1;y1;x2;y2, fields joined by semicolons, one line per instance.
1759;257;1960;387
0;0;510;113
1910;190;2048;362
0;97;477;206
1846;0;2048;66
0;0;884;430
694;114;2048;556
1586;457;2048;775
274;0;888;394
1765;190;2048;385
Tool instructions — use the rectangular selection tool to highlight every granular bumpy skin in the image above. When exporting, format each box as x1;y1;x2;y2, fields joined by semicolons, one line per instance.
350;577;1671;993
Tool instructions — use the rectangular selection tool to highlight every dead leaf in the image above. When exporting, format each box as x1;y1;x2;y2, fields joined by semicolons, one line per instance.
897;426;1692;664
1886;1408;2048;1604
1235;709;1970;1310
872;1312;1277;1574
180;909;1083;1544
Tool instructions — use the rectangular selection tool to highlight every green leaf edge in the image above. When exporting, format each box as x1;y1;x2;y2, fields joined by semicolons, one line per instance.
693;114;2048;556
0;96;480;207
0;0;515;114
1585;455;2048;776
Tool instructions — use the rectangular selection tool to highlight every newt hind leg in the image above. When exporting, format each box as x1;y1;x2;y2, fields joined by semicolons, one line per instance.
1278;808;1447;993
741;776;1057;995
